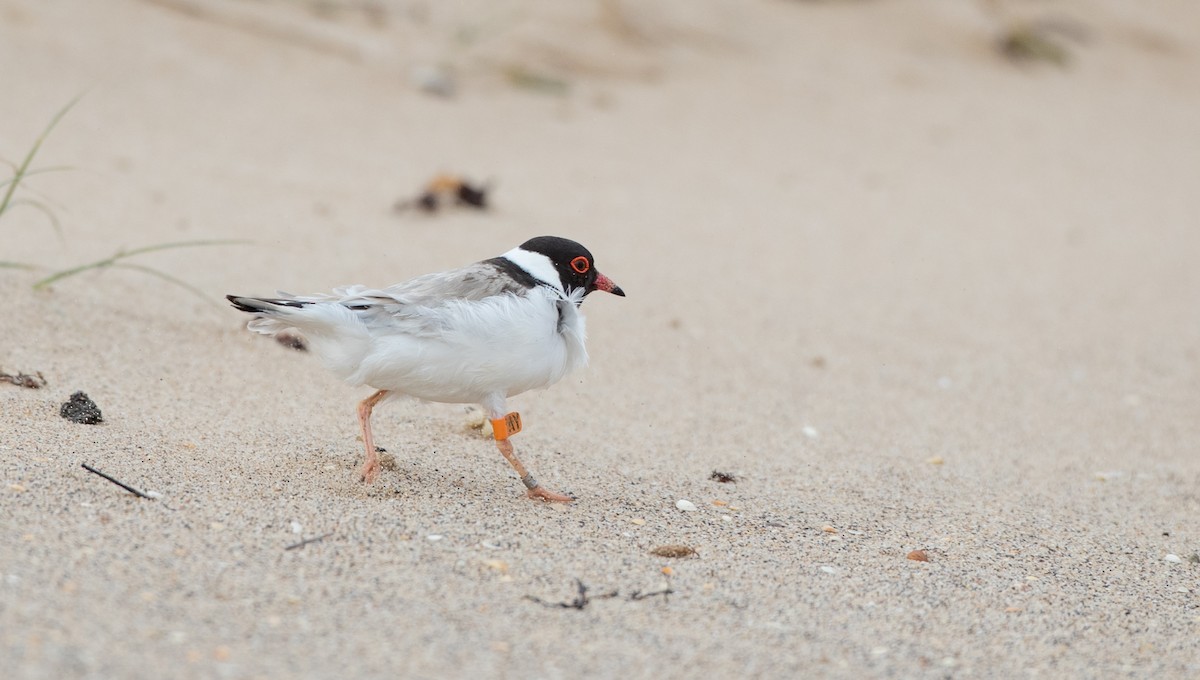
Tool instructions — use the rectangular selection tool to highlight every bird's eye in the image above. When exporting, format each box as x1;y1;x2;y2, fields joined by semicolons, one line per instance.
570;256;590;274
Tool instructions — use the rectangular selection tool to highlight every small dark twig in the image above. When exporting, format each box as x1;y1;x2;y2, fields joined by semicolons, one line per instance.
285;531;334;551
81;463;153;499
525;578;618;610
629;570;674;603
628;587;674;602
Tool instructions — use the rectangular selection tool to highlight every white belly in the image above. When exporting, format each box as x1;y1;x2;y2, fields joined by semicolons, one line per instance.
345;292;588;404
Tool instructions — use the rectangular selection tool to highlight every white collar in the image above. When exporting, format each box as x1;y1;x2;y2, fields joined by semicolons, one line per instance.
502;246;564;296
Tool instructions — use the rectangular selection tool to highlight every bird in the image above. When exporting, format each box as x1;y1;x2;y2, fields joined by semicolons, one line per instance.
226;236;625;502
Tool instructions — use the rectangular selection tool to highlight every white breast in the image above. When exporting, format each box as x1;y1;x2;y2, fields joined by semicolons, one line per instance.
348;287;588;404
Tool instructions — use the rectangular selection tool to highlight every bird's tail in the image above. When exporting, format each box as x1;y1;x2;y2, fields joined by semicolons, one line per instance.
225;295;312;336
225;294;372;383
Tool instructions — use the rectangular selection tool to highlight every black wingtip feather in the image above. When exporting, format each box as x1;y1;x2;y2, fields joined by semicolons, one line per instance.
225;295;308;314
226;295;258;313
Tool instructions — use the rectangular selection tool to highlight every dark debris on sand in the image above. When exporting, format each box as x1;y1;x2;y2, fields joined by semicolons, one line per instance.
61;391;103;424
525;579;618;610
395;174;490;214
526;578;675;609
0;369;47;389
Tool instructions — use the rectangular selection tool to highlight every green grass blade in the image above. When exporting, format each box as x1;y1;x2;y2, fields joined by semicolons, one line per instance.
111;238;250;260
0;166;75;190
32;238;250;290
30;254;118;289
109;262;216;304
0;94;83;219
5;198;64;240
0;261;39;270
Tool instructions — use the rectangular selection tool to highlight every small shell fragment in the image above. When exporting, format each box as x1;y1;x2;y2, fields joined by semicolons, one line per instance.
907;549;930;562
650;545;697;558
821;525;838;534
630;518;646;526
410;63;456;97
1165;554;1182;563
675;499;698;512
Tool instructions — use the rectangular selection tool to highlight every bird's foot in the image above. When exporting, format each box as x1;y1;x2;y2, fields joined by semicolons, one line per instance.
526;486;574;503
359;460;381;484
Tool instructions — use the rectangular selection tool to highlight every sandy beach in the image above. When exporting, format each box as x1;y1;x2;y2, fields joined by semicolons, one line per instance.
3;0;1199;677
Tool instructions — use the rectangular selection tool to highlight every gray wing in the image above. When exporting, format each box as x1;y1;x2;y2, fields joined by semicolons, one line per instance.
299;260;534;335
379;260;532;305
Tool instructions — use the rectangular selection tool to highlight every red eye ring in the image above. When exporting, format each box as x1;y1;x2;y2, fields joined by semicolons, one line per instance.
570;256;590;274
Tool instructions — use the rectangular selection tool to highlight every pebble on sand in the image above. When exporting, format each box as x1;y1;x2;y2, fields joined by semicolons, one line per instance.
675;499;698;512
1164;554;1182;563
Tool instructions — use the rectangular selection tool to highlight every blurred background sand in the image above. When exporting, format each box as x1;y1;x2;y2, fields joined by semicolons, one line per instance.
2;1;1199;677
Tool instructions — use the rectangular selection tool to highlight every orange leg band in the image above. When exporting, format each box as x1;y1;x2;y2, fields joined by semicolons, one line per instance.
490;412;523;440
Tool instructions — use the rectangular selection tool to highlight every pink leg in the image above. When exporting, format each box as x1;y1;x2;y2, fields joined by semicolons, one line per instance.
485;405;572;503
493;438;573;502
357;389;389;483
